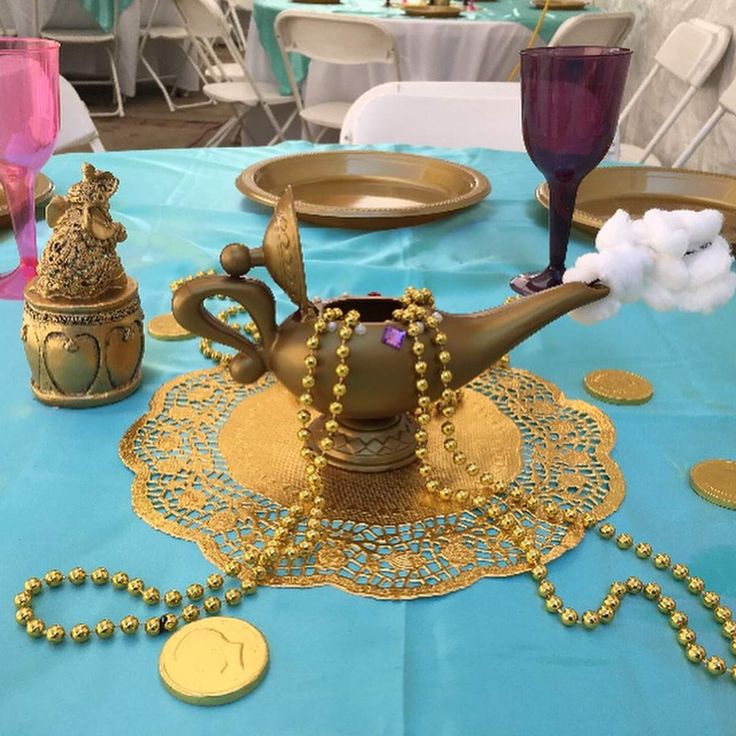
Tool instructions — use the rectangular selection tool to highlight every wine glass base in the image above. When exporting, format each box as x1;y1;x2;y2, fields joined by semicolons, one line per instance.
510;267;565;296
0;263;36;300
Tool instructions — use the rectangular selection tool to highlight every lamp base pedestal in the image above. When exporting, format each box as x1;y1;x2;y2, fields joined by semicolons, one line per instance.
309;414;417;473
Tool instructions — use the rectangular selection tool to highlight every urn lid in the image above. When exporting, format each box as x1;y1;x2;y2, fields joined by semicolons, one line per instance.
261;186;311;314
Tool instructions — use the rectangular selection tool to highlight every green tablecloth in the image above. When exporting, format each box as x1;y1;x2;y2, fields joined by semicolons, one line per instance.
253;0;596;94
80;0;135;32
1;143;735;736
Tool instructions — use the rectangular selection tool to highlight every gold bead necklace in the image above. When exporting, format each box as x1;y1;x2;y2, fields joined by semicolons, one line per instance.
13;286;736;686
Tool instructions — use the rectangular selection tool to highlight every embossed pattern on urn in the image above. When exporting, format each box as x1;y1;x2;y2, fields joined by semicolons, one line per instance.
22;276;144;407
20;163;144;408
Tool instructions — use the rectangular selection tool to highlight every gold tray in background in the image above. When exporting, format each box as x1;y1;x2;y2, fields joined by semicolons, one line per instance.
237;150;490;229
531;0;589;8
402;4;464;17
536;166;736;245
0;174;55;228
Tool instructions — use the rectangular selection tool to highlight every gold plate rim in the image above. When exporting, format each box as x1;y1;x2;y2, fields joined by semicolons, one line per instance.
535;166;736;242
236;150;491;229
0;173;55;228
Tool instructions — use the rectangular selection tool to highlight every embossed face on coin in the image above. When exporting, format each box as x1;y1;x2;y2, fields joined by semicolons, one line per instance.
583;369;653;405
159;617;268;705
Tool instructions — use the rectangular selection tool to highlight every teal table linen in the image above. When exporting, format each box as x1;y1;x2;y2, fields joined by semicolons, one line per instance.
80;0;135;32
253;0;597;94
1;143;734;736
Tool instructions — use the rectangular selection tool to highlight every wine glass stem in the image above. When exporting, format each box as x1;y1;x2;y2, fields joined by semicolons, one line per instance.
1;166;38;272
547;179;579;276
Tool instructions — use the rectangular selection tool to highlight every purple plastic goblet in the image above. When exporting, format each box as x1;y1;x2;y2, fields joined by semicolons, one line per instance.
511;46;631;295
0;38;60;300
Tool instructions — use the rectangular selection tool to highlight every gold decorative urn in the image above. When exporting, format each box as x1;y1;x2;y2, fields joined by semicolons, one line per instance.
173;188;609;472
21;164;144;407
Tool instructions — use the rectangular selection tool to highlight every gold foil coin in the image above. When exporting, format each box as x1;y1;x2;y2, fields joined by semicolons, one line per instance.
159;617;269;706
583;369;653;405
147;312;194;341
690;460;736;510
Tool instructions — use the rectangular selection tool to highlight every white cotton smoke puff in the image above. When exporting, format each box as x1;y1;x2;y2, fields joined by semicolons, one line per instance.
563;208;736;324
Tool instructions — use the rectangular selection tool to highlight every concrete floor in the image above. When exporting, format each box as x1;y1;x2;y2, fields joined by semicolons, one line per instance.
80;83;237;151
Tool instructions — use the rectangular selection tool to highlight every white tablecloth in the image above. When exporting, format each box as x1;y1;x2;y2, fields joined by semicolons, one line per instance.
246;15;534;109
0;0;198;97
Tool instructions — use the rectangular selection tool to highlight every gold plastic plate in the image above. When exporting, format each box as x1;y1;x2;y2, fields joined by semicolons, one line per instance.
237;151;490;229
536;166;736;245
402;4;464;17
0;174;54;228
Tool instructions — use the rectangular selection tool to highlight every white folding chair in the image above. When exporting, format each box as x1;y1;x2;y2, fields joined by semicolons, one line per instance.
173;0;295;146
341;81;524;151
674;75;736;168
275;10;400;142
55;76;105;153
618;18;731;165
548;12;635;47
38;0;124;118
138;0;211;112
202;0;250;82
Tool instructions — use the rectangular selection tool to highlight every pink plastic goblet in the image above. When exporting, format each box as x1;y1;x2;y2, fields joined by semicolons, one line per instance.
0;38;60;300
511;46;631;295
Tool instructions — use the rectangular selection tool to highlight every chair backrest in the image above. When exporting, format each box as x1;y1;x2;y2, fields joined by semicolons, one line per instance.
673;74;736;168
618;18;731;163
55;76;105;152
549;12;634;47
341;81;524;150
275;11;398;69
172;0;228;41
654;18;732;86
174;0;274;99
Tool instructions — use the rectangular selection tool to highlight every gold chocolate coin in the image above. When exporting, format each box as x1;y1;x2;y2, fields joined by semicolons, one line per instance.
159;617;268;706
583;369;653;405
690;460;736;510
147;312;194;341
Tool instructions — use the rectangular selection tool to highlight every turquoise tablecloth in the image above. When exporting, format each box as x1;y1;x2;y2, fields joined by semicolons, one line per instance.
1;143;735;736
80;0;135;32
253;0;597;94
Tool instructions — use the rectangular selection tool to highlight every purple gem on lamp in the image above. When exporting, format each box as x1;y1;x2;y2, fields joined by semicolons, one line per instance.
381;326;406;350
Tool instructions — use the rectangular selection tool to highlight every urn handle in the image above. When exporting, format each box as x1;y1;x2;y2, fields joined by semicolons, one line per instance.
171;272;277;385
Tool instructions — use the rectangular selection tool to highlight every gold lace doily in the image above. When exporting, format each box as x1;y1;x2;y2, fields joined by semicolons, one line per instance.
120;365;624;600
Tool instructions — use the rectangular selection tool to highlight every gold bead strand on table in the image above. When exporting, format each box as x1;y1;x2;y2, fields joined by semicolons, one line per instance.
12;566;250;645
532;522;736;684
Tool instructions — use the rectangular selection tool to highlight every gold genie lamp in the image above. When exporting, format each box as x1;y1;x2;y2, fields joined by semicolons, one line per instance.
173;188;608;472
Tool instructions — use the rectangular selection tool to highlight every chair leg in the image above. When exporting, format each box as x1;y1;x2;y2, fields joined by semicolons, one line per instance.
144;42;213;112
91;45;124;118
205;114;241;147
267;107;299;146
300;118;314;143
140;52;177;112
